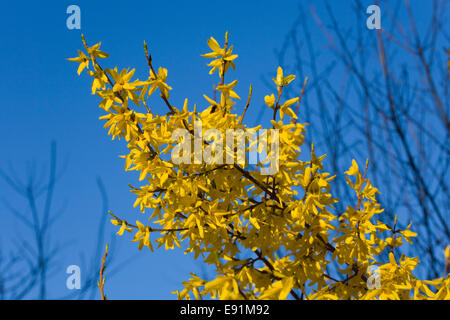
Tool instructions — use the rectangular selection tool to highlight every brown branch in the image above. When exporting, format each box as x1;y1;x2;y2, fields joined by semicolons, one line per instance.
98;244;108;300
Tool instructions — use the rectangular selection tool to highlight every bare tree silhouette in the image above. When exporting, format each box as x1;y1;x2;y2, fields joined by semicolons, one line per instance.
269;0;449;279
0;142;123;299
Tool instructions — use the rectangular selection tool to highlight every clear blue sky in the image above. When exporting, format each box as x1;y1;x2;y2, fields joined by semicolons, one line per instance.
0;1;438;299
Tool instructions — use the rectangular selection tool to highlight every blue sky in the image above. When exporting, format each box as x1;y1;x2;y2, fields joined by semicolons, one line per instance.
0;1;442;299
0;0;311;300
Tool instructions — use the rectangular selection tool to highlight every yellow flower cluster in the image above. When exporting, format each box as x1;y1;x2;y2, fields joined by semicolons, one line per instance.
69;33;449;300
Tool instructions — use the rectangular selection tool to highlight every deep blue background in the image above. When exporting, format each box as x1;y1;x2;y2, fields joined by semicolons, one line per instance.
0;1;440;299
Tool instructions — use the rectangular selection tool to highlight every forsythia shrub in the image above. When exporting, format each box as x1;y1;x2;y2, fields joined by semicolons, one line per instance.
68;33;449;300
